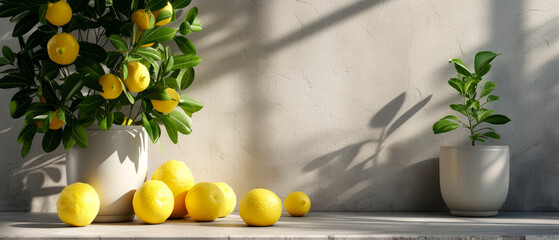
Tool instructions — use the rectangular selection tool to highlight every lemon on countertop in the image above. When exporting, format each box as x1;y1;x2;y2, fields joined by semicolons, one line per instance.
284;191;311;217
214;182;236;218
239;188;282;226
185;182;225;221
151;160;195;218
56;182;100;227
133;180;174;224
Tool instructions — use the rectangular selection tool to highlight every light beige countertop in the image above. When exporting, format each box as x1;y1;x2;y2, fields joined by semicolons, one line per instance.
1;212;559;239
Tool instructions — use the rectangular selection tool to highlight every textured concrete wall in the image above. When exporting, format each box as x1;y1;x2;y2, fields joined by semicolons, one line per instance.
1;0;558;212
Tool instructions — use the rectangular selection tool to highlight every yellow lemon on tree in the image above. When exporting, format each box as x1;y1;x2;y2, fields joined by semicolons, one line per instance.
151;160;195;219
45;0;72;26
152;1;173;26
123;62;150;92
185;182;226;221
122;117;132;125
99;73;123;100
151;88;179;113
214;182;236;218
133;180;174;224
131;9;154;31
56;182;100;227
47;33;79;65
131;30;154;48
284;191;311;217
239;188;282;226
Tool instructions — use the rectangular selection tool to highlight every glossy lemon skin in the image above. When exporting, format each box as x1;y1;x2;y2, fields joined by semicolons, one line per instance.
99;73;123;100
239;188;282;226
131;9;154;31
132;180;174;224
46;1;72;26
123;62;150;93
56;182;100;227
284;191;311;217
185;182;226;222
47;33;79;65
151;88;179;113
151;160;195;219
214;182;237;218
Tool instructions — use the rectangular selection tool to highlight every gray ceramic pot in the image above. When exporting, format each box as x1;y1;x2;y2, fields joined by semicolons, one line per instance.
439;145;509;217
66;125;148;222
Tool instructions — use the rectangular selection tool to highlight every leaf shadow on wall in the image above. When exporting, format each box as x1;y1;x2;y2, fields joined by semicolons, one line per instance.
303;92;446;211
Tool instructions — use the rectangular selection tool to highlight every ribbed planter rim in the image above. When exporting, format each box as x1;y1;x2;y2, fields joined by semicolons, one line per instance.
440;145;509;151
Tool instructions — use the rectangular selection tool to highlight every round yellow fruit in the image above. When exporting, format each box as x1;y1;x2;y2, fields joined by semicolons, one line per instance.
131;9;154;31
214;182;236;218
50;110;64;130
239;188;282;226
47;33;79;65
46;0;72;26
151;160;195;219
123;62;150;92
99;73;123;99
132;180;174;224
56;182;100;227
151;88;179;113
152;2;173;26
284;191;311;217
185;182;226;221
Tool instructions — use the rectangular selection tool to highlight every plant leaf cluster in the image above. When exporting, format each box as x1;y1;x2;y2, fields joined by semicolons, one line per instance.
432;51;511;146
0;0;204;157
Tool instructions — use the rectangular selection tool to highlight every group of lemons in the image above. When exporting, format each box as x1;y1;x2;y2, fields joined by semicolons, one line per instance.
57;160;312;227
42;1;179;129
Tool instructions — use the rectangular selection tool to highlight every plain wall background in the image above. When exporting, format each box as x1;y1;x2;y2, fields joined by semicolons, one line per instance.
2;0;559;212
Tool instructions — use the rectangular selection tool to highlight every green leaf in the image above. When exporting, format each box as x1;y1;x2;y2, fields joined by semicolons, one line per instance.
75;57;105;82
481;81;497;98
476;63;491;78
42;129;62;152
61;73;85;103
78;95;105;111
62;126;76;151
146;0;168;11
482;114;511;125
0;74;28;88
474;51;499;76
2;46;15;62
185;7;198;24
433;119;460;134
448;78;462;94
449;58;471;77
79;41;107;62
172;54;202;69
109;34;128;52
483;132;500;139
149;119;161;143
164;54;174;74
441;115;460;122
145;91;172;100
174;36;196;54
136;47;161;61
119;79;135;104
10;96;32;119
0;4;26;18
138;27;177;45
179;68;194;90
450;104;467;116
17;52;35;79
56;108;66;123
191;18;202;32
98;113;114;130
466;99;479;110
169;109;192;134
72;124;88;148
163;77;179;89
40;61;59;81
476;108;494;122
17;123;36;144
172;0;191;9
179;21;191;35
12;13;38;37
463;78;481;94
158;114;178;144
487;95;499;102
113;112;125;125
155;10;172;23
178;94;203;115
141;112;154;140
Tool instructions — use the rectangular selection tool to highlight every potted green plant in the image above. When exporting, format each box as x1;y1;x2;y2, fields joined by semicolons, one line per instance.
432;51;511;217
0;0;203;222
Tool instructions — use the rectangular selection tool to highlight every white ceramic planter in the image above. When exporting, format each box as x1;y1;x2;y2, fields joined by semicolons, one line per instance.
66;125;148;222
439;145;509;217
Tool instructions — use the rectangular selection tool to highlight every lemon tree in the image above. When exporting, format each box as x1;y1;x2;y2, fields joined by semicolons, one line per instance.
0;0;204;157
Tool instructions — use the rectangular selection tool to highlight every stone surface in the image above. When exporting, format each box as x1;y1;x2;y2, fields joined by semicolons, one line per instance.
1;0;559;212
2;212;559;239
